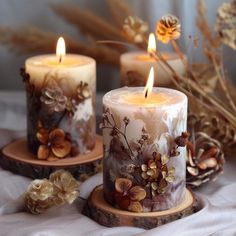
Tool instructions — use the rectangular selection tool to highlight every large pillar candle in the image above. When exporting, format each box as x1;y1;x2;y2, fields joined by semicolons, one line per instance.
102;72;188;212
23;38;96;160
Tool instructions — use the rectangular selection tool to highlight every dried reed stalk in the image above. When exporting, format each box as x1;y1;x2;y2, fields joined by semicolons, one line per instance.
0;26;120;67
51;3;127;53
197;0;236;113
51;4;124;41
106;0;133;28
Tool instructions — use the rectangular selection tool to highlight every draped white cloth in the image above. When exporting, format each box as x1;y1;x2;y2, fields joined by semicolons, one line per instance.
0;91;236;236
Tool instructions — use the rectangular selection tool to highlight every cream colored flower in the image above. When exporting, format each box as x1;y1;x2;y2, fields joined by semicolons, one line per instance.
26;179;54;201
123;16;149;43
49;170;80;204
24;179;54;214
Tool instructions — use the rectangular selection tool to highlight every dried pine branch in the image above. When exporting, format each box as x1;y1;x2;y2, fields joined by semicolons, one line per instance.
0;26;120;67
106;0;133;28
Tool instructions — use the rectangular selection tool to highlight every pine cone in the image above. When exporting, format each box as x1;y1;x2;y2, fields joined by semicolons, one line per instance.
186;132;225;188
188;113;236;155
156;14;181;43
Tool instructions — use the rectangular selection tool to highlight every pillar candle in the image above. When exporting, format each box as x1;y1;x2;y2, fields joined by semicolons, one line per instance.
102;83;188;212
120;51;186;87
22;38;96;161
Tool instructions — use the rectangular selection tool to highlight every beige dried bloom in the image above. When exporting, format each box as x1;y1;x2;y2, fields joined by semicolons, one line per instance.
26;179;54;201
24;179;54;214
49;170;80;205
123;16;149;43
156;14;181;43
216;0;236;50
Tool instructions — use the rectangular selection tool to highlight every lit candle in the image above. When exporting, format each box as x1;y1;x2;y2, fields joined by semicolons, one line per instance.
102;68;188;212
23;37;96;160
120;33;186;86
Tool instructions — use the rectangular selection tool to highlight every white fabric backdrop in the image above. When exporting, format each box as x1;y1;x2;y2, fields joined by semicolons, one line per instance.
0;93;236;236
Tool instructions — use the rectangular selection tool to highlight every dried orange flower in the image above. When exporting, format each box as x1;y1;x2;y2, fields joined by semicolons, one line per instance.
123;16;149;43
113;178;146;212
49;170;80;205
37;128;71;161
156;14;181;43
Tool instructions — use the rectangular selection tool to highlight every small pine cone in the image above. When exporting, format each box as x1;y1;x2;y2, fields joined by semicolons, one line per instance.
156;14;181;43
24;193;52;214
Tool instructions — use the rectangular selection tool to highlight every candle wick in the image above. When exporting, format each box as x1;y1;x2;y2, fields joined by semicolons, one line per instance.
145;89;148;99
59;55;62;63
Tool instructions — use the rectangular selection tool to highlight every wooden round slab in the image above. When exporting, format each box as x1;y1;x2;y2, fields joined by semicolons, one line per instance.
0;136;103;180
83;185;199;229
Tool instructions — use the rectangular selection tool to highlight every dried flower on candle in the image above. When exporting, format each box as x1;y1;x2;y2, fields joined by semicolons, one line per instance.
122;16;149;43
49;170;80;205
40;87;67;113
37;128;72;160
113;178;146;212
24;179;54;214
156;14;181;43
20;68;35;97
215;0;236;50
66;98;77;117
77;81;91;102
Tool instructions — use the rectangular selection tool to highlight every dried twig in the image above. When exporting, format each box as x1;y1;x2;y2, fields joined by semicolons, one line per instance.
0;26;120;67
106;0;133;28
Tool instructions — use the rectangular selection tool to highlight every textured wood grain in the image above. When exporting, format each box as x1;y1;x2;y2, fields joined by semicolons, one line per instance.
0;136;103;180
83;185;199;229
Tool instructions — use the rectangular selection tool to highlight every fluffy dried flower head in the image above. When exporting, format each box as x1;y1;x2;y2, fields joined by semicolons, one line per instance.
156;14;181;43
123;16;149;43
26;179;54;201
24;179;54;214
49;170;80;205
216;0;236;50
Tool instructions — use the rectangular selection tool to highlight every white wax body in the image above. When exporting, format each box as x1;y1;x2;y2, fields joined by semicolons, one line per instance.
120;51;186;86
25;54;96;155
103;87;188;211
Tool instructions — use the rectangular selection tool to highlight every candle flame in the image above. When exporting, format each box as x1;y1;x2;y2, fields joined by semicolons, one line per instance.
147;33;156;54
144;67;154;99
56;37;66;63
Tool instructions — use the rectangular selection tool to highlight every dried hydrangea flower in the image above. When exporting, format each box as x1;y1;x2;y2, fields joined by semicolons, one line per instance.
156;14;181;43
40;87;67;113
49;170;80;205
216;0;236;50
24;179;54;214
123;16;149;43
113;178;146;212
37;128;72;160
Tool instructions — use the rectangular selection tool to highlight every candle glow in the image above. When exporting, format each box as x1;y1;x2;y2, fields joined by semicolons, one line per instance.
144;67;154;99
147;33;156;54
56;37;66;63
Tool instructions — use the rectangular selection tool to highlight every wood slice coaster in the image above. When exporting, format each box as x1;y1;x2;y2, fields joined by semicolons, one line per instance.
0;136;103;180
83;185;199;229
